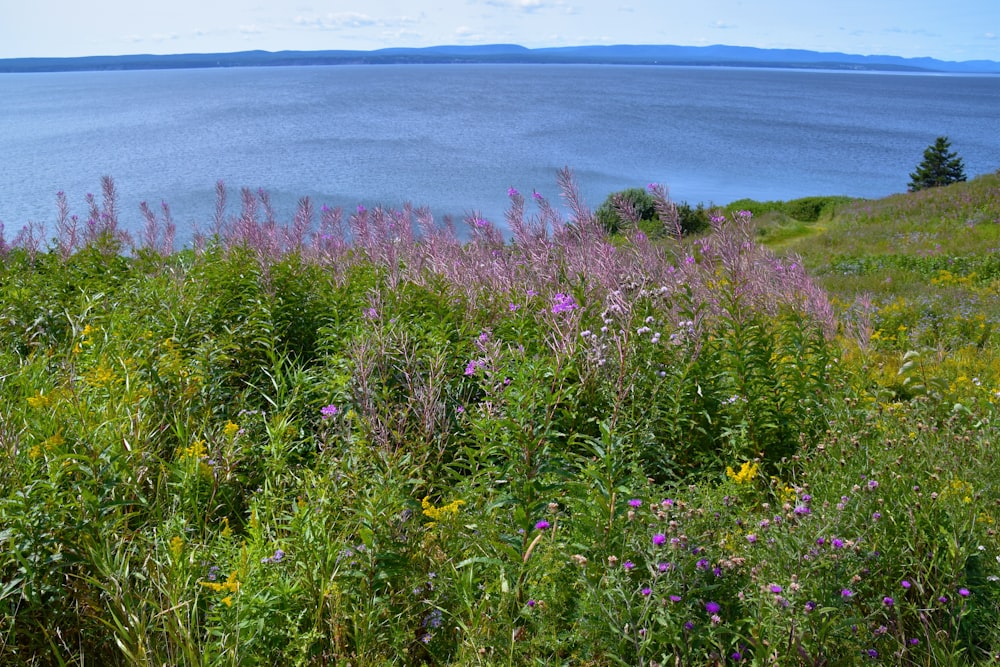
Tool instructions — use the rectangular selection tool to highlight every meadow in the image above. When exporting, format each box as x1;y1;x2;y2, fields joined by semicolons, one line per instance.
1;168;999;665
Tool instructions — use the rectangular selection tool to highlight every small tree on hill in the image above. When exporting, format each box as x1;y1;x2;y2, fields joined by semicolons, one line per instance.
908;136;967;192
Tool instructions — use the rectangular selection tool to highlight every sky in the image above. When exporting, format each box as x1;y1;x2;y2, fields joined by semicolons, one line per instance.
1;0;998;62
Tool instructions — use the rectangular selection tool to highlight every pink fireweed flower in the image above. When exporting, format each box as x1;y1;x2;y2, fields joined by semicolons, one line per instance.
507;187;520;197
550;293;577;314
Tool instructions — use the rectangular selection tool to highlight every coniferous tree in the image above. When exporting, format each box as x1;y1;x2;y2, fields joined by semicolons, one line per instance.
908;136;967;192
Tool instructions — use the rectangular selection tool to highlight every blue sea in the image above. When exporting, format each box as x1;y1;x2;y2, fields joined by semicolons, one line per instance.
1;64;998;242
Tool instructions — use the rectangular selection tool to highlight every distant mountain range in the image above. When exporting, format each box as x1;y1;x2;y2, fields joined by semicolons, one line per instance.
2;44;998;74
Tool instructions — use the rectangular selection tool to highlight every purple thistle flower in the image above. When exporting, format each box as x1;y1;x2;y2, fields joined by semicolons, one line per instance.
534;520;550;531
623;560;635;571
938;596;949;604
883;596;894;607
641;586;652;596
832;538;845;549
628;498;642;508
909;638;919;645
769;584;783;594
794;505;811;515
804;600;817;612
684;621;694;631
670;594;682;603
652;533;666;546
705;601;720;614
841;588;853;598
959;588;970;597
696;558;709;570
901;580;912;589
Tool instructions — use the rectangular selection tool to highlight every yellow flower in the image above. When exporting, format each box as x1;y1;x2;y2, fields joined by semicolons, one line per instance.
178;439;207;460
726;461;759;485
221;596;233;607
220;517;232;538
222;421;241;439
422;496;466;523
169;535;184;559
27;392;52;409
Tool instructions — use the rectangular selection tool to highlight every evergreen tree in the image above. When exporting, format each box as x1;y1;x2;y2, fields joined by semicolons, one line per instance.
908;136;967;192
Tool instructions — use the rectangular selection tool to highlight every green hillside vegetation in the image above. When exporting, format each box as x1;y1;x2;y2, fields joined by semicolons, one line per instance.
1;170;1000;665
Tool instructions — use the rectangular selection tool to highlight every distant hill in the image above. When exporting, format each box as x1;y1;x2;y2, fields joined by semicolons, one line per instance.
1;43;997;74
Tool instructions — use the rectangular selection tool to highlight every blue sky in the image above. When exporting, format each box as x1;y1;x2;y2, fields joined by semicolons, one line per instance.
2;0;997;61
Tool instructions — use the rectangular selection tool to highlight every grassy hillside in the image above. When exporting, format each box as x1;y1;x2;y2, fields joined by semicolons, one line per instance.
1;171;999;665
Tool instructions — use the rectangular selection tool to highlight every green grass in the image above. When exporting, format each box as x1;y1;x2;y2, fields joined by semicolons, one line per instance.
1;172;1000;665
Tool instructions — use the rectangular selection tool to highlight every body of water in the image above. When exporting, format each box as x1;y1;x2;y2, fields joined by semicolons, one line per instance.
1;64;998;243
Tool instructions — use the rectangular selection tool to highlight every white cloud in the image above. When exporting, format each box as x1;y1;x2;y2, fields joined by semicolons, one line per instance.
985;32;997;40
294;12;378;30
711;20;736;30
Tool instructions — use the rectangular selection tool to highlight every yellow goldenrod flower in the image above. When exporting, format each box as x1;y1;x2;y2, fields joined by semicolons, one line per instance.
726;461;759;484
169;535;184;559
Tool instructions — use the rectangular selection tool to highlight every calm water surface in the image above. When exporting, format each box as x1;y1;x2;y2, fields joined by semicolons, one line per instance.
1;64;998;242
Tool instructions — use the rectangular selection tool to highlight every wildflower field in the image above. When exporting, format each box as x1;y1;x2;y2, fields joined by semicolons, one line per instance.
2;169;1000;665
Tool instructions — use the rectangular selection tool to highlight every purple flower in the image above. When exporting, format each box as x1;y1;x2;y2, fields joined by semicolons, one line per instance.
959;588;970;597
832;538;845;549
769;584;783;594
534;520;550;531
669;594;682;603
794;505;811;515
652;533;666;546
746;533;757;544
867;480;879;490
641;586;652;596
705;601;720;614
628;498;643;508
507;187;520;197
938;596;949;604
731;652;743;661
696;558;710;570
909;638;919;645
901;580;911;589
684;621;694;631
526;599;536;607
805;600;817;612
872;512;881;521
550;293;577;314
320;404;339;419
867;649;878;658
623;560;635;571
883;596;894;607
658;562;672;572
841;588;853;599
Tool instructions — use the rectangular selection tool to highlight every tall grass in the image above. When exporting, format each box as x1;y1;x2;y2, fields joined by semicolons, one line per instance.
0;170;998;665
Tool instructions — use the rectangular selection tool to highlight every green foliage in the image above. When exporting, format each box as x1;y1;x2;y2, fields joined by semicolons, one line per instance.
596;188;714;237
2;177;1000;664
909;136;968;192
